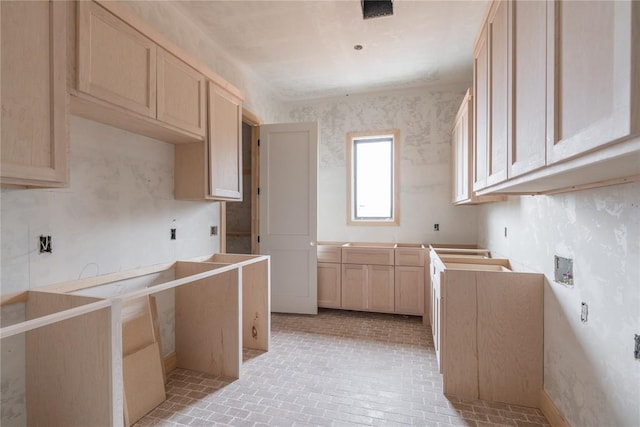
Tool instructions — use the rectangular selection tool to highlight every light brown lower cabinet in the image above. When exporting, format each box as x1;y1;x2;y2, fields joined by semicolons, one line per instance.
395;266;425;316
341;264;395;313
430;249;543;408
317;262;341;308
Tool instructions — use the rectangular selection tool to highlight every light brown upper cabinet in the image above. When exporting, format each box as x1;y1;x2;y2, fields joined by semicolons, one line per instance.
452;90;505;204
157;48;206;138
472;24;489;192
471;0;640;195
208;83;242;201
74;1;213;144
1;0;68;187
78;1;157;119
547;0;639;164
486;0;509;187
509;0;548;179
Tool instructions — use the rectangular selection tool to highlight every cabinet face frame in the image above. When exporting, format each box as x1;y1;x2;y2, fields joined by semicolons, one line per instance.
473;24;490;191
546;0;640;165
508;0;548;179
0;0;69;187
157;47;206;137
486;0;510;187
78;1;157;118
208;82;242;201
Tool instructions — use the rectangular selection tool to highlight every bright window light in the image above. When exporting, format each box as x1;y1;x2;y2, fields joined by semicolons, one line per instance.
347;130;399;225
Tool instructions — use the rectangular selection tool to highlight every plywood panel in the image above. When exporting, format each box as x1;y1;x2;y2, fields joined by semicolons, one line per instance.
442;271;478;399
241;259;270;351
175;264;241;378
123;343;166;425
477;272;543;407
26;291;112;427
122;296;155;356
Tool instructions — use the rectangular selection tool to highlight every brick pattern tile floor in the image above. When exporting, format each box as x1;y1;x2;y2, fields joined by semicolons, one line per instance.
136;309;550;427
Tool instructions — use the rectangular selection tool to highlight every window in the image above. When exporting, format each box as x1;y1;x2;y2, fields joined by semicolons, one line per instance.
347;129;399;225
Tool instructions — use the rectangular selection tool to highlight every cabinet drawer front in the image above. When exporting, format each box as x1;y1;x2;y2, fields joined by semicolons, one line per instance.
78;1;157;118
317;246;342;263
342;247;394;265
395;248;425;266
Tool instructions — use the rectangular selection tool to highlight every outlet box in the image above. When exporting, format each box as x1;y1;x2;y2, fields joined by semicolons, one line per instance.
39;235;52;253
554;255;573;286
635;335;640;360
170;228;176;240
434;224;439;231
580;302;588;323
210;226;218;236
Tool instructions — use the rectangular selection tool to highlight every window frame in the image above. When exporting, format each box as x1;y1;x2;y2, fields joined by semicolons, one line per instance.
346;129;400;226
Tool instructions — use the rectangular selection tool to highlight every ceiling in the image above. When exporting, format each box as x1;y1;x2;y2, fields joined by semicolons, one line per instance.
174;0;488;101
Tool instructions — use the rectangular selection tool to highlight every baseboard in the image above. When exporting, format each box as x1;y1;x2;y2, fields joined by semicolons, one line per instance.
540;389;570;427
164;352;177;375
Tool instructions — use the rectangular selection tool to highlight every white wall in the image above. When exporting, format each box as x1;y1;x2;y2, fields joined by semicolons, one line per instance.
284;84;479;244
477;183;640;426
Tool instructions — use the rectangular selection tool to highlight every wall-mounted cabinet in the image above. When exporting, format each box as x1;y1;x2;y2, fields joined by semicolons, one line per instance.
452;89;505;204
1;0;69;188
472;0;640;195
70;0;244;201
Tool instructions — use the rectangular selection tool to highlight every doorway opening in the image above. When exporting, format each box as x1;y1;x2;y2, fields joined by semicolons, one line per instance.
222;110;260;254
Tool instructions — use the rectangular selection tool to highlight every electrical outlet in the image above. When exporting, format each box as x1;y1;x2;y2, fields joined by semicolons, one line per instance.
39;235;52;253
504;227;508;238
580;302;588;323
171;228;176;240
554;255;573;286
434;224;439;231
210;226;218;236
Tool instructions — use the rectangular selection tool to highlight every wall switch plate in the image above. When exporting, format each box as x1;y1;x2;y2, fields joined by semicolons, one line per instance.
210;226;218;236
554;255;573;286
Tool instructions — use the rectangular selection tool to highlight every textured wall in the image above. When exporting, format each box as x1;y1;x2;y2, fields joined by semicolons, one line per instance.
285;84;479;244
0;116;221;425
477;183;640;426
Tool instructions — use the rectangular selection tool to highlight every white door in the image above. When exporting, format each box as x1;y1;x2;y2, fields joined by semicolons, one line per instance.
259;122;318;314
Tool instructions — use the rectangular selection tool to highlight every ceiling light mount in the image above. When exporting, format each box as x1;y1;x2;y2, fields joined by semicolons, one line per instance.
361;0;393;20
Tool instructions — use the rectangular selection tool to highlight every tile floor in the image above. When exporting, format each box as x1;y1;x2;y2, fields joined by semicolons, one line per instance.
136;309;550;427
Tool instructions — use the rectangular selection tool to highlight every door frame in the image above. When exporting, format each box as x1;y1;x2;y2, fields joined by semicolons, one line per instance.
219;108;261;254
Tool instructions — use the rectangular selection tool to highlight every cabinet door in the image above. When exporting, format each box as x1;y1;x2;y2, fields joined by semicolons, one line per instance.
318;263;341;309
509;0;548;178
157;48;206;137
473;25;489;191
1;0;68;187
209;82;242;200
486;0;509;187
395;266;425;315
78;1;156;118
547;0;640;164
452;91;472;203
368;265;395;313
341;264;366;310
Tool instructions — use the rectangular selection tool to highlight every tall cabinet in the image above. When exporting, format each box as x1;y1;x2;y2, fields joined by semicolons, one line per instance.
1;0;68;187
